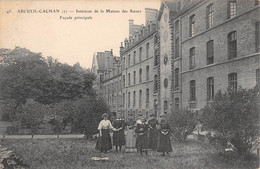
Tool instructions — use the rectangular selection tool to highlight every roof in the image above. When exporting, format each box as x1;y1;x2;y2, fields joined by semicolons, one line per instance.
158;0;179;20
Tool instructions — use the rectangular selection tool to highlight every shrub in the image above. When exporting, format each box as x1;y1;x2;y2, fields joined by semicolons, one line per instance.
73;96;110;137
202;87;260;156
18;99;49;128
169;108;197;142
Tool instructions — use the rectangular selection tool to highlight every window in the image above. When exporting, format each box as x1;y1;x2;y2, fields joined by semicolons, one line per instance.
123;93;125;106
128;54;131;67
154;99;158;117
207;40;214;64
154;49;159;66
175;68;179;89
164;101;168;111
189;47;195;69
139;68;142;83
228;73;237;91
146;65;149;81
139;47;142;61
128;73;131;86
207;77;214;101
128;92;131;107
154;74;158;93
175;98;179;111
123;75;125;87
175;20;179;33
190;80;196;101
133;71;136;84
228;0;237;19
139;90;142;108
189;15;195;37
133;51;136;64
228;31;237;59
146;89;149;107
146;43;149;58
256;21;260;52
123;57;125;69
133;91;136;107
175;38;179;59
206;4;213;29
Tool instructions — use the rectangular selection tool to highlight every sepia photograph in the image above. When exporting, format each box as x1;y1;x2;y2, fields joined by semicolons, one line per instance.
0;0;259;168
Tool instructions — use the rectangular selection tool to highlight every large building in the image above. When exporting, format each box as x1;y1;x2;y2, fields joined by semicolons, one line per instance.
91;0;260;120
171;0;259;112
120;8;159;121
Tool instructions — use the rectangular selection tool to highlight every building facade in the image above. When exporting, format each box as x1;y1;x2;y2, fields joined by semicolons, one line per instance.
120;8;159;121
91;0;260;120
172;0;260;111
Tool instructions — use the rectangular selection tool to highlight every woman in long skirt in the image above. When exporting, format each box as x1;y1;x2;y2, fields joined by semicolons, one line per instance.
148;114;158;150
157;114;172;156
135;117;149;156
125;119;137;152
113;118;126;152
97;113;118;153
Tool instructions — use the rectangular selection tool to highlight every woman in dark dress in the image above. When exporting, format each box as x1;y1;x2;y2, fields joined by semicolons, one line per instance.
113;118;126;152
148;114;158;150
97;113;118;153
157;114;172;156
135;117;149;156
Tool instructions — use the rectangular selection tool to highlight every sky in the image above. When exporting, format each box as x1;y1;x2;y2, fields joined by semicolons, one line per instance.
0;0;161;69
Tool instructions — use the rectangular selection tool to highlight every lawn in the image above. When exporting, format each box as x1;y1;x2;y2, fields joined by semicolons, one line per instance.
1;138;259;169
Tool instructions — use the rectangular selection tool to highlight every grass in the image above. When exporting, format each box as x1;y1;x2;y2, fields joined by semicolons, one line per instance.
1;138;259;169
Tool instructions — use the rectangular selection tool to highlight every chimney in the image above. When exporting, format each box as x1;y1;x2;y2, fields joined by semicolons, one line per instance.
129;19;134;25
129;19;134;36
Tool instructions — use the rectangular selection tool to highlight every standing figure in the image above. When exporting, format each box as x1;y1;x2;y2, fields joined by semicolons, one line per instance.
157;114;172;156
135;117;149;156
97;113;118;153
148;114;158;150
113;117;126;152
125;118;137;152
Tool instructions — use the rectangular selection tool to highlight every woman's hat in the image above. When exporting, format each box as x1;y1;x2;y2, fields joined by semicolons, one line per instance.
136;119;142;124
102;113;108;118
160;114;166;118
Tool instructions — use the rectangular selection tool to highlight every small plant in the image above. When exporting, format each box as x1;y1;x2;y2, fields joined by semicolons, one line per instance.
169;108;197;142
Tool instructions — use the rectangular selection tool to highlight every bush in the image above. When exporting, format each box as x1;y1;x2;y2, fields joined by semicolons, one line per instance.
18;99;49;128
73;96;110;137
169;108;197;142
202;87;260;156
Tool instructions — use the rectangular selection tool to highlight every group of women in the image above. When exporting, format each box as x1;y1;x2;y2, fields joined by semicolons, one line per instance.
96;113;172;156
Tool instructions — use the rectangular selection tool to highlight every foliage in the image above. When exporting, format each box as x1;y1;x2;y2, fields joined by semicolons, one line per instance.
202;87;260;156
18;99;50;128
169;108;197;142
0;47;96;120
0;47;48;118
72;96;110;137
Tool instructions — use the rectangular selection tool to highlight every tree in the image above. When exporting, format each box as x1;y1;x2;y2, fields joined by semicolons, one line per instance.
169;108;197;142
0;47;49;118
0;47;96;120
202;87;260;156
73;96;110;137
